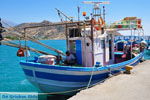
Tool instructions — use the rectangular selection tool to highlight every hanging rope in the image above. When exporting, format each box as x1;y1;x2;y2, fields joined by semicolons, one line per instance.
86;65;96;89
1;41;52;55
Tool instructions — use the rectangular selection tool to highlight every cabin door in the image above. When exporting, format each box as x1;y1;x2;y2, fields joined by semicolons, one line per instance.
82;38;93;67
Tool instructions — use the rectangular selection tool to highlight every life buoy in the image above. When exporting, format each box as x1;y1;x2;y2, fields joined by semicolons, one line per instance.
137;19;141;28
98;17;105;27
17;48;25;57
92;17;105;31
94;25;101;30
98;17;105;26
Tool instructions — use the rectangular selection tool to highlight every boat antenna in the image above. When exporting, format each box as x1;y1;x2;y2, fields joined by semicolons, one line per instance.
103;6;106;23
82;1;110;19
77;6;80;22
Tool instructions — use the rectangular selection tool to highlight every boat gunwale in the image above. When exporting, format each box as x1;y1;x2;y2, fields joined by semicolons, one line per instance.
20;52;144;72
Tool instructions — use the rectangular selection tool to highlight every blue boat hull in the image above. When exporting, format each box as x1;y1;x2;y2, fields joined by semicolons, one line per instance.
20;53;144;95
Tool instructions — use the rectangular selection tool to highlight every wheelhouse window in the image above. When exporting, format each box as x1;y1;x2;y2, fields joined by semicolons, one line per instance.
69;28;81;38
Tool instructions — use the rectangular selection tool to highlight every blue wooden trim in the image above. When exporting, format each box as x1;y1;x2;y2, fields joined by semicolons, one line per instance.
21;53;143;83
109;52;143;69
23;69;33;77
34;71;109;82
20;61;108;72
20;53;143;72
76;40;82;65
114;52;124;55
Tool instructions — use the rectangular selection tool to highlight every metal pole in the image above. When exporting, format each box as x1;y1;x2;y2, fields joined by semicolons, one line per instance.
91;18;94;66
24;28;28;61
65;24;69;50
55;8;73;22
77;6;80;22
130;21;133;59
103;6;106;23
1;42;52;55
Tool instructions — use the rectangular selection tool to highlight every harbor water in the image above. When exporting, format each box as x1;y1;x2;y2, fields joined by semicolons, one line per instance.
0;40;150;100
0;40;66;100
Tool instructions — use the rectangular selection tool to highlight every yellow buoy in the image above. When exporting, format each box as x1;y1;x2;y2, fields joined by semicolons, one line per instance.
124;65;133;74
125;65;133;71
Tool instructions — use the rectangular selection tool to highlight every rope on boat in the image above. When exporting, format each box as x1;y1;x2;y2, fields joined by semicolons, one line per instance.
86;65;95;89
1;41;52;55
108;67;113;77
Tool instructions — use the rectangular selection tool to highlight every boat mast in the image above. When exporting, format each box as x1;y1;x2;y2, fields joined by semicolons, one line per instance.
103;6;106;23
83;1;110;66
55;8;74;50
77;6;80;22
55;8;73;22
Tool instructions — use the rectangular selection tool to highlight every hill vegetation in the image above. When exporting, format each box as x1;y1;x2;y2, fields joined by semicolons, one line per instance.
3;20;66;40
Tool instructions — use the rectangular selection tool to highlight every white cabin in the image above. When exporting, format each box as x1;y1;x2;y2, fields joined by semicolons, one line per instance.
67;27;115;67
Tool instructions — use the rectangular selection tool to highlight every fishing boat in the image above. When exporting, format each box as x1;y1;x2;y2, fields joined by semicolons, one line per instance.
1;1;146;95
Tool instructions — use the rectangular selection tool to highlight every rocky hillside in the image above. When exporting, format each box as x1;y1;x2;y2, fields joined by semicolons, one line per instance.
3;20;66;40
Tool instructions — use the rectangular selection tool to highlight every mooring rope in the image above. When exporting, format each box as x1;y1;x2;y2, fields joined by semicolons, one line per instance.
86;65;96;89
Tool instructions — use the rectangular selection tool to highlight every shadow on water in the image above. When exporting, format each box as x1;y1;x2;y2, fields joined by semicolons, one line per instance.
46;95;74;100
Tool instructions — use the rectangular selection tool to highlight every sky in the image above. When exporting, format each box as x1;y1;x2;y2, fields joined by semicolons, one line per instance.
0;0;150;35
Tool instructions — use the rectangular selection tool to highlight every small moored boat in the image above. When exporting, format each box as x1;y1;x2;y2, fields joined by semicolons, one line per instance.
19;1;146;95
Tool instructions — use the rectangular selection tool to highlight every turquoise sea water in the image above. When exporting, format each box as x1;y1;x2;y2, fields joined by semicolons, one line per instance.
0;40;150;100
144;50;150;60
0;40;66;100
